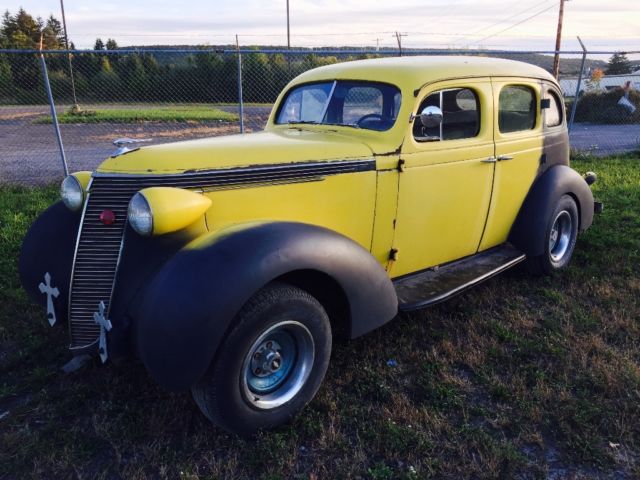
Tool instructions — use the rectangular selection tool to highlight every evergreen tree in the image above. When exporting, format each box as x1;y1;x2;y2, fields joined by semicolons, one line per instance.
105;38;118;50
0;53;13;92
94;38;105;50
606;52;632;75
1;9;65;49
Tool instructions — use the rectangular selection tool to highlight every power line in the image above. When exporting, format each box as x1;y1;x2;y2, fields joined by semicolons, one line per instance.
466;0;556;37
474;2;559;45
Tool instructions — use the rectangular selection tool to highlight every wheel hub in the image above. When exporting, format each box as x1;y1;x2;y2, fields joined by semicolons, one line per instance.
241;320;315;410
549;210;573;262
251;340;284;376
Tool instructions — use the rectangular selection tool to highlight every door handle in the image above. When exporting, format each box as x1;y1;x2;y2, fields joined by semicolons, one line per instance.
497;155;514;161
481;157;497;163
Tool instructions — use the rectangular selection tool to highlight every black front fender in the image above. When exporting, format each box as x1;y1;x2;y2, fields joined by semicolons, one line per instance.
19;201;81;324
509;165;594;256
135;222;398;391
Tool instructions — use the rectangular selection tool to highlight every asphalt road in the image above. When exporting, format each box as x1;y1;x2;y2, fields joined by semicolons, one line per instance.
1;105;638;185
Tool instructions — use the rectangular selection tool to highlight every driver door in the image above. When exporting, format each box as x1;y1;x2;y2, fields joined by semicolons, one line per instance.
390;78;495;278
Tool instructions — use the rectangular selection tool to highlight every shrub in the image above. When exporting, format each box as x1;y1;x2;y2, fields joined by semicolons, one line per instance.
574;89;640;124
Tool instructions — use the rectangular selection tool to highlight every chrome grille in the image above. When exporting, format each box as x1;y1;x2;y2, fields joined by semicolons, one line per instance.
67;159;375;350
68;178;137;349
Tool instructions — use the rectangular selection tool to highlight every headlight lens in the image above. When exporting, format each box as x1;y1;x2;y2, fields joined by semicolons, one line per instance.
60;175;84;211
128;192;153;236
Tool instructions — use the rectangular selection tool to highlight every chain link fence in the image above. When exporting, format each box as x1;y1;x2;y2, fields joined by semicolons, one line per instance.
1;48;639;185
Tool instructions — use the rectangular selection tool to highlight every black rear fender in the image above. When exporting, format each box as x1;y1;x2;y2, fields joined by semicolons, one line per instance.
509;165;594;256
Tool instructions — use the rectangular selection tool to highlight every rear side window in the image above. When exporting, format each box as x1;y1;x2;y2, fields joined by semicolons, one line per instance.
414;87;480;141
499;85;536;133
545;90;563;127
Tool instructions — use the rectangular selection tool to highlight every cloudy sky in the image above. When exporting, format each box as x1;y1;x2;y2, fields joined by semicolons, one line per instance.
5;0;639;53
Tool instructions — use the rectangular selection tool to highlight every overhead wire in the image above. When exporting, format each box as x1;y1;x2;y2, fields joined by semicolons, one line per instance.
465;0;557;37
474;2;560;45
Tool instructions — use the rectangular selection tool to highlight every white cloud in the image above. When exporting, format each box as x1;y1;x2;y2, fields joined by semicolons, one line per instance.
3;0;638;52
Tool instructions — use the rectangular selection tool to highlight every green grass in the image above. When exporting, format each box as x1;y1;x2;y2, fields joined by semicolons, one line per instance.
1;156;639;478
33;106;239;124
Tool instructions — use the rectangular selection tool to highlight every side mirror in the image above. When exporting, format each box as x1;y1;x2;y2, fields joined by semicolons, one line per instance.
419;106;443;128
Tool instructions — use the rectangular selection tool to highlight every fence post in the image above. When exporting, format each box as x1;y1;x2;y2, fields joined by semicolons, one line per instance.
38;50;69;177
568;37;587;134
236;35;245;134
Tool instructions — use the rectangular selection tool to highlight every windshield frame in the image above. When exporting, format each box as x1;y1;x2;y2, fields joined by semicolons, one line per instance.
274;79;403;132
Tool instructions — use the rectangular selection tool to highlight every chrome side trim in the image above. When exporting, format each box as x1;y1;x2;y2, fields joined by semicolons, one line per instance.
91;158;376;180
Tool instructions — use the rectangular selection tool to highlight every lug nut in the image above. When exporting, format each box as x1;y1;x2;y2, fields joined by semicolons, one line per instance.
255;367;262;375
266;341;273;349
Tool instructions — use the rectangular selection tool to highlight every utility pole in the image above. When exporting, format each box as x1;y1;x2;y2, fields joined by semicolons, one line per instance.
552;0;568;79
395;31;407;56
59;0;79;110
286;0;291;50
286;0;291;74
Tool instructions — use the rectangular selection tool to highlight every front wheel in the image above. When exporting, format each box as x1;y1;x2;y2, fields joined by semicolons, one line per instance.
526;194;579;276
191;282;332;436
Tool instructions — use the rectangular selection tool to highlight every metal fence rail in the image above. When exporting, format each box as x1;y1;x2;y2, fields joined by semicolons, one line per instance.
1;48;639;185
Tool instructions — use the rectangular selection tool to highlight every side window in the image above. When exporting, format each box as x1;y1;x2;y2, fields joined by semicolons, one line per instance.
498;85;537;133
277;82;332;123
413;87;480;142
545;90;563;127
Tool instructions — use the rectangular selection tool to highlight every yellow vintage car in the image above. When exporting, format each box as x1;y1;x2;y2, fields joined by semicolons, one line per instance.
20;56;598;435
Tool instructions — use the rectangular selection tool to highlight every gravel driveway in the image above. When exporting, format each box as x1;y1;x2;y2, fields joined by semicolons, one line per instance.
1;105;637;185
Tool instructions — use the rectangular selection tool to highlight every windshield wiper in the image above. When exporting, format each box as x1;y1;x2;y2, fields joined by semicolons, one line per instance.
323;122;360;129
287;121;360;129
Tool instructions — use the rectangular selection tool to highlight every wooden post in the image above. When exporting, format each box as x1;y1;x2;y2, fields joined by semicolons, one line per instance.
552;0;567;79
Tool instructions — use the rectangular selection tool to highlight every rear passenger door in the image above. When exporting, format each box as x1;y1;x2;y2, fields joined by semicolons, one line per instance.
479;79;544;251
391;78;495;277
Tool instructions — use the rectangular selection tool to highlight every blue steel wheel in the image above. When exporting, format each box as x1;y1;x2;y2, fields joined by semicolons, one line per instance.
525;194;578;276
241;321;315;409
191;282;331;436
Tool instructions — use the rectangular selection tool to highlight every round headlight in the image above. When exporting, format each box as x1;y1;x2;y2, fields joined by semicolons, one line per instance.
128;192;153;236
60;175;84;211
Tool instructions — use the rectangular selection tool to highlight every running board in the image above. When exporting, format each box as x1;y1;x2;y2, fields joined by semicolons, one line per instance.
394;244;526;312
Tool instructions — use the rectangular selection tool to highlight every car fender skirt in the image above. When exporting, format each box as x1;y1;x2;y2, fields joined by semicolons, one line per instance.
509;165;594;256
18;201;81;323
136;222;398;391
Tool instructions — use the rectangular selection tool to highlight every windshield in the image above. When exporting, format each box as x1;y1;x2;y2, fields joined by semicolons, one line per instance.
276;80;402;132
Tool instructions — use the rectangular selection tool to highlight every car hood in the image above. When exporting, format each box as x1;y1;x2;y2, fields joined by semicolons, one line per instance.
96;128;375;174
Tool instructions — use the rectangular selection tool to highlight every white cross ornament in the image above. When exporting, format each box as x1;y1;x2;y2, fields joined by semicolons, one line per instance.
93;301;113;363
38;272;60;326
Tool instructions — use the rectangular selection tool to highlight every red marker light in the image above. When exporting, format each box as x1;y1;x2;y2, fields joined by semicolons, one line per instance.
99;209;116;225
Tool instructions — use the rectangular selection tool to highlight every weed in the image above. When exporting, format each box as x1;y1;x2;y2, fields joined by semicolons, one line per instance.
0;156;639;478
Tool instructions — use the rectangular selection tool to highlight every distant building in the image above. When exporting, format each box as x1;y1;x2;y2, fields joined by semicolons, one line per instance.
559;73;640;97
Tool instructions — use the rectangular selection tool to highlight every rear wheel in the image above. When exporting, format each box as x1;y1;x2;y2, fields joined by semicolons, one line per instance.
191;282;331;436
526;194;579;276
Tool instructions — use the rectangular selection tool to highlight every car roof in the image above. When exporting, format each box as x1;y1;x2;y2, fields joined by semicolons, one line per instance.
291;55;557;90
